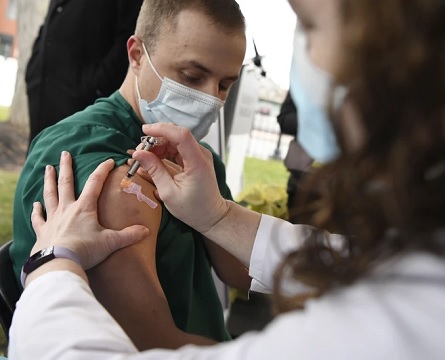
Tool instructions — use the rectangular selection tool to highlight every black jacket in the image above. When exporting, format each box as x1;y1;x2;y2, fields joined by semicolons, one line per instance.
25;0;143;144
277;91;297;136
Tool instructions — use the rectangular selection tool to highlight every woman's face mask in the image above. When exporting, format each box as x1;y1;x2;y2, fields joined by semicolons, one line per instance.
136;43;225;141
289;28;345;163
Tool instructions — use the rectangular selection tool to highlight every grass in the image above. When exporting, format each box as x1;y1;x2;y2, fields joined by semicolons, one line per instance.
0;170;18;246
243;157;288;189
0;170;19;355
0;107;10;122
0;157;289;355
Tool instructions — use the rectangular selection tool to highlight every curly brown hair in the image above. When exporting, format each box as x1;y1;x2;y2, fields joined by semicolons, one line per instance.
276;0;445;313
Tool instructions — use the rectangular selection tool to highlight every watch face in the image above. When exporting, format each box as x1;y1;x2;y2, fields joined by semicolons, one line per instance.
39;247;54;258
23;246;56;274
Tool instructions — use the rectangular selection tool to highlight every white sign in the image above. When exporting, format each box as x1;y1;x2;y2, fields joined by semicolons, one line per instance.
0;55;17;107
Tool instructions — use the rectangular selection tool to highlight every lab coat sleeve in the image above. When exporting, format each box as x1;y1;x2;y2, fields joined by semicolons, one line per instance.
249;214;344;295
9;271;139;359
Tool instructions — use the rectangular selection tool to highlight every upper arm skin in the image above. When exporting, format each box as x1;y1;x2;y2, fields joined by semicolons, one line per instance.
86;165;216;350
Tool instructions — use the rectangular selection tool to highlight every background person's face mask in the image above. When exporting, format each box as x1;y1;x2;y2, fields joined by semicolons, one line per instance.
289;29;341;163
136;43;225;141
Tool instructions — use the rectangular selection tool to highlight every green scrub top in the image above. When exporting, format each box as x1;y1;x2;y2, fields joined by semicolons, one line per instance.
12;91;232;341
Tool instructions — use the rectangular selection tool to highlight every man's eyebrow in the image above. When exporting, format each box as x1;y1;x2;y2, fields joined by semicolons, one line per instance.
180;60;240;81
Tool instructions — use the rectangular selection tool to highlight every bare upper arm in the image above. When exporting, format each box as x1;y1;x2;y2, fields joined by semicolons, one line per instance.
96;164;161;236
86;164;171;349
86;164;217;349
95;164;162;272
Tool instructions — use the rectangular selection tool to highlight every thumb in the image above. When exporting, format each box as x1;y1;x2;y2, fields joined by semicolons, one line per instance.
83;226;149;270
105;225;149;252
133;151;177;198
30;202;46;237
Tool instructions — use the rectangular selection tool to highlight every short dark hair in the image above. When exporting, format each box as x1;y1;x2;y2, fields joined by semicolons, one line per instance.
135;0;246;52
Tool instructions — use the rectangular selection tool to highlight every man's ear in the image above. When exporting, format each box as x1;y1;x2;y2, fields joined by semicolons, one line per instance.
127;35;144;76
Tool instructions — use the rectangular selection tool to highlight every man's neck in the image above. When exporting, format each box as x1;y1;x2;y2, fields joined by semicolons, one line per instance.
119;74;144;124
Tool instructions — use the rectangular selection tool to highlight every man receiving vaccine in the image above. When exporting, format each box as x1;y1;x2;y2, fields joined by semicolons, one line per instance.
12;0;250;351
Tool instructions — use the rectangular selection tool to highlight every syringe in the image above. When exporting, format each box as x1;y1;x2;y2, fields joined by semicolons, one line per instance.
120;136;157;189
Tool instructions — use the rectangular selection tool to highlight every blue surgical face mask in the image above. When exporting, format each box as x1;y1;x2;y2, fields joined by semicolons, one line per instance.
289;29;343;163
136;43;225;141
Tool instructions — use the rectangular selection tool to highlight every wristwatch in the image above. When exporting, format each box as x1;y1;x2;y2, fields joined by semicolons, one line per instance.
20;246;82;288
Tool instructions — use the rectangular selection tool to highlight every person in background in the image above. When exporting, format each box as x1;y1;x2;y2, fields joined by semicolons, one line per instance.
9;0;445;358
13;0;249;351
276;91;312;217
25;0;143;147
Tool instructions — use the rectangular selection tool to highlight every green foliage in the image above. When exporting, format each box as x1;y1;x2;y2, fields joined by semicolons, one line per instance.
237;183;288;219
0;330;5;356
0;107;10;122
239;157;289;219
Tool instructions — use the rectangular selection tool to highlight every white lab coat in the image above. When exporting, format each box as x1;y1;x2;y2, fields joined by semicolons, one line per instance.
8;215;445;359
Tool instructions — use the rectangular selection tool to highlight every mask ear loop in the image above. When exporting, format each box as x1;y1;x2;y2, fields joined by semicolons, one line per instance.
135;42;163;102
135;76;143;100
142;43;163;81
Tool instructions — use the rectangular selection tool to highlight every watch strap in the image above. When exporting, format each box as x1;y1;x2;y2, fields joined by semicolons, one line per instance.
21;246;82;288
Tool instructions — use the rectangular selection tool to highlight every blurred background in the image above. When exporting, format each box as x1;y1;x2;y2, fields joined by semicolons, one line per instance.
0;0;297;353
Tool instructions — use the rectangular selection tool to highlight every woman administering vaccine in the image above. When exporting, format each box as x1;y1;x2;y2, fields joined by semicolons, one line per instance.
9;0;445;358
